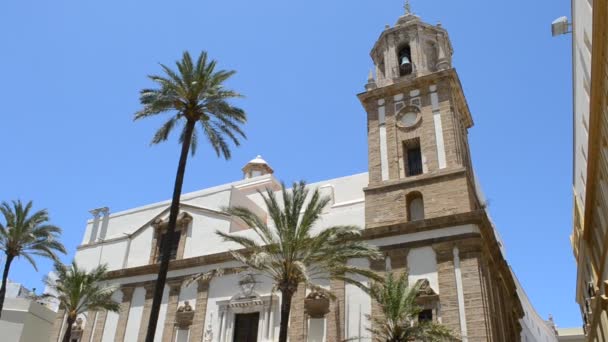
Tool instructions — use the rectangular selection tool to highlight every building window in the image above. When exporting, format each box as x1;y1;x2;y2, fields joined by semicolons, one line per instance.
156;230;181;263
404;139;423;176
398;45;413;76
407;192;425;221
418;309;433;323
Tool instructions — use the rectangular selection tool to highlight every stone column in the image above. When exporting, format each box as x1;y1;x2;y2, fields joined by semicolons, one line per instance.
114;287;135;342
161;280;182;342
327;279;345;342
288;283;307;342
91;310;108;342
49;309;66;342
81;310;97;342
137;284;156;342
190;279;210;342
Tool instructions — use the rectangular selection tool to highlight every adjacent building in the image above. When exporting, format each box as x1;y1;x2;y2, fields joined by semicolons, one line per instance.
49;6;559;342
570;0;608;339
0;281;56;342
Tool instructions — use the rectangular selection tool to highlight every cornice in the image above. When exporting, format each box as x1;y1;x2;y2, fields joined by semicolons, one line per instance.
363;167;466;193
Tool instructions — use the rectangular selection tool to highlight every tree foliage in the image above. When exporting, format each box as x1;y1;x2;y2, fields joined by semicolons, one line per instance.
45;261;119;342
366;272;456;342
217;181;382;342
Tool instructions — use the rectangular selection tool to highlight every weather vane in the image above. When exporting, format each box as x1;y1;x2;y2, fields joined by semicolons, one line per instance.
404;0;412;14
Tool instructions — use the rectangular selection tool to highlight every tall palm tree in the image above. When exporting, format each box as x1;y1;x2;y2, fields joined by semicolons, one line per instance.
217;181;382;342
366;272;455;342
135;51;246;342
44;261;120;342
0;200;66;317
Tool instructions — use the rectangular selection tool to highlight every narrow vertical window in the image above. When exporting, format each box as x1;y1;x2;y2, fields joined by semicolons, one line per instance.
156;230;181;263
407;191;424;221
404;138;422;176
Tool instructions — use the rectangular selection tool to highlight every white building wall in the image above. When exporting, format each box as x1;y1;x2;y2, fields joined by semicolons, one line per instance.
514;270;558;342
183;214;232;258
127;227;154;267
572;0;593;208
0;298;55;342
101;290;122;342
124;287;145;342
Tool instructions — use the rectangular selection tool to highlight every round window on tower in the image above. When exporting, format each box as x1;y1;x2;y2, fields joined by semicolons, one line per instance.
396;105;421;129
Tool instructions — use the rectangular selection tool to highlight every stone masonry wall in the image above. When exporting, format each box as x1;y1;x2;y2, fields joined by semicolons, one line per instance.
365;171;473;227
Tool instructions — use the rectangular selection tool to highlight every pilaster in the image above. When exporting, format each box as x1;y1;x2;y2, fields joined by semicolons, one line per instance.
81;310;97;342
327;279;345;342
161;280;182;342
91;310;108;342
114;287;135;342
433;242;461;335
190;279;210;342
460;250;488;341
137;283;156;342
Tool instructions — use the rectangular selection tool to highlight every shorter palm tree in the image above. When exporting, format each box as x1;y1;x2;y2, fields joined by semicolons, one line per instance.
217;181;382;342
0;200;66;317
367;272;456;342
44;261;120;342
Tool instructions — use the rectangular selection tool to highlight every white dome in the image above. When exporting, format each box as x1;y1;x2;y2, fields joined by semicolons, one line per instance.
247;155;268;165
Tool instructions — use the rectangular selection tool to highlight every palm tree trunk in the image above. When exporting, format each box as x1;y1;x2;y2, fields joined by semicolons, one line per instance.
145;119;196;342
62;316;75;342
278;288;294;342
0;254;15;318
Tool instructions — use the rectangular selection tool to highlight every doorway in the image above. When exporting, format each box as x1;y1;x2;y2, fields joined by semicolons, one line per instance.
233;312;260;342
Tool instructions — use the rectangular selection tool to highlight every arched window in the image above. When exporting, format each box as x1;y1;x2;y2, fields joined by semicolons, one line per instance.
407;192;424;221
398;45;413;76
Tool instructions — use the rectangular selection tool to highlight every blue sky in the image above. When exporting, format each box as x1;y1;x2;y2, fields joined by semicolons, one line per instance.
0;0;576;327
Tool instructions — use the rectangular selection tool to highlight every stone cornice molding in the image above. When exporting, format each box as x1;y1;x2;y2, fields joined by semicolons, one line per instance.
364;167;466;193
105;212;483;280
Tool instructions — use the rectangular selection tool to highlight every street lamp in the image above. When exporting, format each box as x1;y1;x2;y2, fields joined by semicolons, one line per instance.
552;16;572;37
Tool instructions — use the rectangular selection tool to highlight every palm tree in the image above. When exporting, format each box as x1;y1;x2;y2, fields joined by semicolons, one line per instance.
217;181;382;342
135;51;247;342
44;261;120;342
0;200;66;317
366;272;456;342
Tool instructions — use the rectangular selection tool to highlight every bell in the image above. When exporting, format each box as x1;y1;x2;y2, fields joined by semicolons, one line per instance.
400;55;411;67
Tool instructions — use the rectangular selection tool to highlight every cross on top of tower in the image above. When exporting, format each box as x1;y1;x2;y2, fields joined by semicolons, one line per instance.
404;0;412;14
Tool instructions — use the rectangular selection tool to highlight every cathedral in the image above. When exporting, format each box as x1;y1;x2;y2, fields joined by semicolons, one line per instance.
51;6;528;342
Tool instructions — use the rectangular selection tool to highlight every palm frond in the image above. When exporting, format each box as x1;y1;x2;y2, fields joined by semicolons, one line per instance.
134;51;247;159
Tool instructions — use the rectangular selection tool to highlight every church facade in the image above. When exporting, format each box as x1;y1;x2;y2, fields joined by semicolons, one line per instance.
51;8;527;342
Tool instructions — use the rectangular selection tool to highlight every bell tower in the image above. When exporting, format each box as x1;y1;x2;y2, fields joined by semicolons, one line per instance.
359;6;480;228
358;6;524;342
